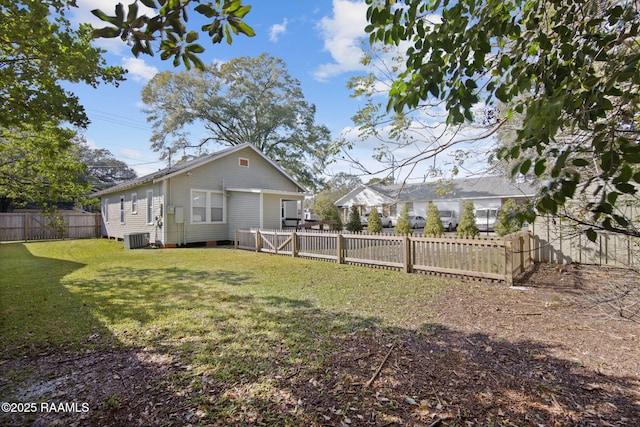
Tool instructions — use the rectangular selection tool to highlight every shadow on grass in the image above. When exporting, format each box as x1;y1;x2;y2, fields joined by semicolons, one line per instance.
1;243;638;426
0;243;196;426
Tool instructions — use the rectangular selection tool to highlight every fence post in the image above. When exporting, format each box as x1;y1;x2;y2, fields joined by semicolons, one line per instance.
255;230;262;252
24;213;29;242
403;235;412;273
505;238;513;286
292;231;298;258
519;235;525;273
337;233;344;264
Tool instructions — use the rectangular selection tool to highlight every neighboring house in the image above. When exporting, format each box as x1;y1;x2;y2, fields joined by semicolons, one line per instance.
92;143;308;247
335;176;538;222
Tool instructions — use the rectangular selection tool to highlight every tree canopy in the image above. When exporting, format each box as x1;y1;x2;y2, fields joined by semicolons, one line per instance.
1;0;128;213
366;0;640;238
0;126;89;213
1;0;126;130
76;137;138;192
92;0;255;70
141;53;334;190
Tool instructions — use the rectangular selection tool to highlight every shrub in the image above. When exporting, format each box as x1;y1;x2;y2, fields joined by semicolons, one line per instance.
456;201;479;238
313;197;342;230
367;210;383;233
424;202;445;237
346;205;363;232
495;199;525;236
394;204;413;235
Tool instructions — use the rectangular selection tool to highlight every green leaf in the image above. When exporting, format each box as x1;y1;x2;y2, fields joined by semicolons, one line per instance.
194;4;217;18
586;228;598;242
519;158;532;174
235;21;255;37
185;30;198;43
92;27;121;38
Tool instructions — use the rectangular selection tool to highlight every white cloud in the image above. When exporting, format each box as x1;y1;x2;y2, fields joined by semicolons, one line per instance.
269;18;288;42
71;0;155;55
314;0;369;81
121;57;158;82
120;148;151;160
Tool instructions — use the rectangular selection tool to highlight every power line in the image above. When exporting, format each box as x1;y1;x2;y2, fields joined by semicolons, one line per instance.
86;108;151;131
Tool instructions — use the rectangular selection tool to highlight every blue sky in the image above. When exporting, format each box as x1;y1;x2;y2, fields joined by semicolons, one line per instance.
67;0;493;184
67;0;380;178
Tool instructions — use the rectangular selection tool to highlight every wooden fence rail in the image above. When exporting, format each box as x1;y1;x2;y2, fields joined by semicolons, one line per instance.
235;229;534;285
0;213;101;242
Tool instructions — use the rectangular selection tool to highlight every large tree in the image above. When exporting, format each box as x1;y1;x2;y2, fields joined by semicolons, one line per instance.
141;53;334;190
92;0;255;70
76;136;137;192
1;0;126;213
365;0;640;238
0;126;89;213
1;0;125;130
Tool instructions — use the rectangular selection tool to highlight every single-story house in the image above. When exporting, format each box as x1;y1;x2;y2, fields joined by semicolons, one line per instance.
92;143;308;247
335;176;538;220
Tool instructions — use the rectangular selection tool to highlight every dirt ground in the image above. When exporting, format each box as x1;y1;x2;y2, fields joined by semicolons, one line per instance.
1;263;638;426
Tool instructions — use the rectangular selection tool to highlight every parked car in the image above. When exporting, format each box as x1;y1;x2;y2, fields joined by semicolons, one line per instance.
361;212;392;227
475;208;499;231
408;215;426;229
438;210;459;231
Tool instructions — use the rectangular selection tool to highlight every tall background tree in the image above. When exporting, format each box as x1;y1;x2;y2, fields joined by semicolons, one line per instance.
141;53;334;190
76;137;138;192
366;0;640;239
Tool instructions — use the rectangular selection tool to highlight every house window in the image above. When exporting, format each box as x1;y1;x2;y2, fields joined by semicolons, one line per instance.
191;189;225;224
120;196;126;224
131;193;138;214
103;198;109;223
146;190;154;224
239;157;250;167
404;202;414;213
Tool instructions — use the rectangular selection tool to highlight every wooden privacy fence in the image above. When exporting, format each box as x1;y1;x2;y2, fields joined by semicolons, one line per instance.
0;213;101;242
235;229;534;285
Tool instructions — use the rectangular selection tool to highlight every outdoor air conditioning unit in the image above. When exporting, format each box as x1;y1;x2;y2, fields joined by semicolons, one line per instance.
123;232;150;249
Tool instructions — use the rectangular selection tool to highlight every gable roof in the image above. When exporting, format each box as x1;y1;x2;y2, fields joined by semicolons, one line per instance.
334;184;395;207
374;176;538;201
92;143;307;197
335;176;538;207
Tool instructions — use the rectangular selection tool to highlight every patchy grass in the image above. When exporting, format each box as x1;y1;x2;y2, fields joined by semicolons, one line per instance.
2;240;638;426
0;239;447;424
0;239;445;355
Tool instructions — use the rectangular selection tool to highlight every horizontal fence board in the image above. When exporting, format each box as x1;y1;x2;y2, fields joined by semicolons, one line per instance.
235;229;536;284
0;213;100;242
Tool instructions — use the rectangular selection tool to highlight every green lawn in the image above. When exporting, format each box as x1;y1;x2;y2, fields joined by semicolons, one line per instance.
0;239;449;423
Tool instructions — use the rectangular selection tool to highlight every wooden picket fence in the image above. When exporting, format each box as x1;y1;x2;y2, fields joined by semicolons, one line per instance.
235;229;534;285
0;212;101;242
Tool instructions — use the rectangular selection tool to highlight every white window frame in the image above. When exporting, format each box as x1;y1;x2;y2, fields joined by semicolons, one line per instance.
131;193;138;214
190;189;226;224
238;157;250;167
120;195;126;224
146;190;154;225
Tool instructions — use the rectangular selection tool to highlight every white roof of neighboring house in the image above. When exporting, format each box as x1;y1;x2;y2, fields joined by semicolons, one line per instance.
92;143;307;197
334;184;396;207
335;176;538;207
